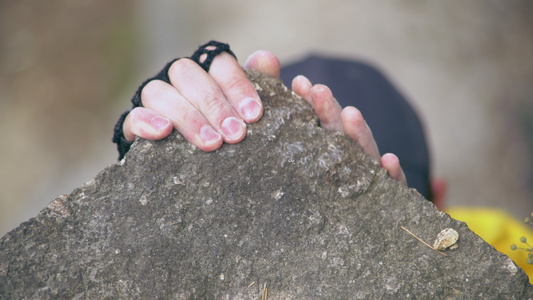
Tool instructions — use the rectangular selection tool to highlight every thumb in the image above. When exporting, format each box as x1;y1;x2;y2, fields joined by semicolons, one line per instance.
123;107;173;141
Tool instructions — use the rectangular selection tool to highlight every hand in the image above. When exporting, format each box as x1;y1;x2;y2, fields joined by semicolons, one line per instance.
291;75;407;185
122;49;406;184
123;49;267;152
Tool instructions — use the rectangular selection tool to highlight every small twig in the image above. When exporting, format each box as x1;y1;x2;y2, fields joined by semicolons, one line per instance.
262;283;268;300
401;226;447;257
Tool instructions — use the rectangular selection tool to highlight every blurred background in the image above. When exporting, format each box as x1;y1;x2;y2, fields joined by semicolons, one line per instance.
1;0;532;237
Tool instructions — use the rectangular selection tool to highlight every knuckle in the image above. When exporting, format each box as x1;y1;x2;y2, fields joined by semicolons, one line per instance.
203;94;227;117
141;80;165;101
181;108;200;125
168;58;198;77
127;108;140;123
224;75;248;92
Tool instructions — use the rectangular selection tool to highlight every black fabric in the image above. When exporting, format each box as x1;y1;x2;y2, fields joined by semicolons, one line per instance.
112;58;179;161
112;109;132;159
280;55;432;200
112;41;234;160
130;58;180;108
190;40;237;72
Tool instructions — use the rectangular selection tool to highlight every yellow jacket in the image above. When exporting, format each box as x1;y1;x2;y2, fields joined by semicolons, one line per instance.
447;207;533;283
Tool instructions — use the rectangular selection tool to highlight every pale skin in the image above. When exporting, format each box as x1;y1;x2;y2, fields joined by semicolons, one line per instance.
122;49;408;185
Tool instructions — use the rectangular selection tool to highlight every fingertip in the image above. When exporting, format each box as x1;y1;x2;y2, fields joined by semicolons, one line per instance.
381;153;407;185
292;75;313;103
125;107;173;141
198;124;223;151
341;106;365;133
143;114;173;140
238;97;263;123
341;106;363;121
342;106;381;159
381;153;400;167
431;177;448;210
310;84;344;131
220;116;247;144
150;115;174;138
244;50;281;78
292;74;312;87
310;84;334;108
310;83;331;95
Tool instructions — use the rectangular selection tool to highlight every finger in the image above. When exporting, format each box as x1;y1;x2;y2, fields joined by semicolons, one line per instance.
168;58;246;144
431;177;448;211
380;153;407;185
141;79;224;151
208;52;263;123
291;75;313;105
123;107;173;142
309;84;344;131
341;106;380;159
243;50;281;78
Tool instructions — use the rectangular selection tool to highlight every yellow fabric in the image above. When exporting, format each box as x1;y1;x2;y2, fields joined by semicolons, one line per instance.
446;207;533;283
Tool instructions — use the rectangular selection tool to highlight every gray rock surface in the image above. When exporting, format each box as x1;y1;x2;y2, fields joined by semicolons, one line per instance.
1;70;531;299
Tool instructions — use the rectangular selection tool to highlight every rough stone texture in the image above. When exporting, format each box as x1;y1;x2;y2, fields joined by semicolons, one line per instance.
1;70;531;299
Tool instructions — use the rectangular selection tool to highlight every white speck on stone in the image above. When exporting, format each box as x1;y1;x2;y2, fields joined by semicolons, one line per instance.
115;249;120;254
340;166;352;175
502;257;518;275
337;225;350;236
321;251;328;260
173;176;183;185
331;257;345;267
187;144;197;152
139;195;148;206
338;186;350;198
205;198;213;205
385;276;401;293
273;189;284;200
83;178;96;188
219;273;225;281
47;195;70;218
141;143;153;151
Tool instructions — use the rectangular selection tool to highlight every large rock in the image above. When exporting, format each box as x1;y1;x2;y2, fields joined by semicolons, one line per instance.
1;70;531;299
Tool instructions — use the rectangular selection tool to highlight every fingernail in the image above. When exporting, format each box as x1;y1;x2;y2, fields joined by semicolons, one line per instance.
150;115;171;131
239;97;262;121
221;117;246;141
200;124;221;145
